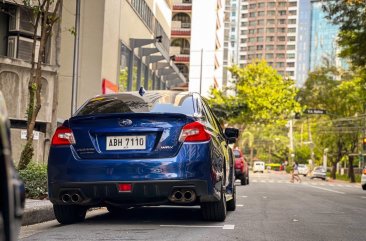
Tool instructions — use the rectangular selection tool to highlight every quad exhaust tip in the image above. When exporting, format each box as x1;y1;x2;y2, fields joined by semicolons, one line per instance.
169;189;196;203
61;192;82;203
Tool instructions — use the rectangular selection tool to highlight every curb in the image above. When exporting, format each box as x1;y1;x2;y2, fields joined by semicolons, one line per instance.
22;200;55;226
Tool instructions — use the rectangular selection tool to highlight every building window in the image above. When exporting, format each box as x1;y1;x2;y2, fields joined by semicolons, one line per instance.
258;2;265;8
267;10;276;16
266;28;275;33
257;36;264;42
289;10;297;15
288;19;296;24
288;53;295;59
277;36;286;42
258;11;265;16
265;53;274;59
249;21;256;26
289;2;297;7
278;19;286;25
276;62;285;68
288;36;296;42
277;45;286;50
278;10;287;16
276;53;285;59
266;45;274;50
249;3;256;9
257;45;263;50
278;2;287;7
266;36;275;42
266;19;275;25
268;2;275;8
257;28;264;34
287;45;295;50
248;29;256;34
287;62;295;67
249;12;256;18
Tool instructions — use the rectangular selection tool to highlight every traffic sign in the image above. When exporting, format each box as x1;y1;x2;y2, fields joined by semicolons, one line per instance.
304;109;327;114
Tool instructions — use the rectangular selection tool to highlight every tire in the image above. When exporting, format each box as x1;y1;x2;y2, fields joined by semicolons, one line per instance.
246;175;250;185
241;175;246;185
226;185;236;211
201;188;227;221
53;204;87;225
362;184;366;191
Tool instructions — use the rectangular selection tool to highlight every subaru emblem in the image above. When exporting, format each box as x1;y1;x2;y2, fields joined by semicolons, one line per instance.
119;119;133;127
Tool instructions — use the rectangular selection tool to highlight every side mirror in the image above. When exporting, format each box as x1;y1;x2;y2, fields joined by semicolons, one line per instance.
225;128;239;139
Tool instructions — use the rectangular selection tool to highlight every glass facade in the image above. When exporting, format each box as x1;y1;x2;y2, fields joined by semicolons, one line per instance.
310;2;348;72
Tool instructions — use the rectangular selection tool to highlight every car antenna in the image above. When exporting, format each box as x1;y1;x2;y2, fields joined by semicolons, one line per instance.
139;86;146;96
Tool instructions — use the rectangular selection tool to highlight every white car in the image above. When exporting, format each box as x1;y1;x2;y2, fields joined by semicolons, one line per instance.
361;167;366;191
310;166;327;180
253;161;265;173
298;164;309;176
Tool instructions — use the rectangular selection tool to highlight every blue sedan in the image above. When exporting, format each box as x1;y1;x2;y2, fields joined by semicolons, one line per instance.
48;91;238;224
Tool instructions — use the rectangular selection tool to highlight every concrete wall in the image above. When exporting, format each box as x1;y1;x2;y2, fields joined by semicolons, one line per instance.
189;0;223;97
58;0;173;120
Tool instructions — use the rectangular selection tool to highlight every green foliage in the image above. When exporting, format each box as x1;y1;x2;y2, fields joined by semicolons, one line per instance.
119;68;128;91
18;163;48;199
323;0;366;68
327;173;361;183
208;60;301;125
285;165;293;174
294;146;311;164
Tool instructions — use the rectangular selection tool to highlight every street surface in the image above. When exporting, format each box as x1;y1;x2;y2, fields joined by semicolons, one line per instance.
20;171;366;241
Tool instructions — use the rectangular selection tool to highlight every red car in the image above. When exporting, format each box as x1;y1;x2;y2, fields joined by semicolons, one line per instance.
233;149;249;185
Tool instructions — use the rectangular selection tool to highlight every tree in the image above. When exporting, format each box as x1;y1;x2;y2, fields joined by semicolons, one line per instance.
298;66;365;181
322;0;366;68
17;0;61;170
209;60;301;126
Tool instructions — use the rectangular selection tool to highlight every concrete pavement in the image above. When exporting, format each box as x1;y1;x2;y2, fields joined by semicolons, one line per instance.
21;171;362;226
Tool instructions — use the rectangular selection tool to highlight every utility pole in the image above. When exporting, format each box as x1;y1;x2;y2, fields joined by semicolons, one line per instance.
308;117;315;168
289;119;294;164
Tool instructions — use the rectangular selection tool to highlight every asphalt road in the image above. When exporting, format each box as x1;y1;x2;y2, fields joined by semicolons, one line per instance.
20;172;366;241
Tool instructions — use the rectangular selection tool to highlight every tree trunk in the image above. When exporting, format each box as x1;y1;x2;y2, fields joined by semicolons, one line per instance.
348;156;356;183
331;161;337;179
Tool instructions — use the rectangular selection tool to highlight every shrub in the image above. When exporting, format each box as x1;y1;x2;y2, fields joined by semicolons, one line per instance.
18;163;48;199
285;165;293;174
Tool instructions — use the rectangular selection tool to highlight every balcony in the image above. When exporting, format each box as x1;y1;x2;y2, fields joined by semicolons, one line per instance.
173;0;192;11
171;21;191;36
170;46;190;63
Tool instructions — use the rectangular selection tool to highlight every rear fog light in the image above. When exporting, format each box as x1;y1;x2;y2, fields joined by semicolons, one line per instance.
118;183;132;192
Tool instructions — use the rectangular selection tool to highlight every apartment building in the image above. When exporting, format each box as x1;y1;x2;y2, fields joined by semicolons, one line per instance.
170;0;225;96
0;1;60;164
59;0;185;120
238;0;298;79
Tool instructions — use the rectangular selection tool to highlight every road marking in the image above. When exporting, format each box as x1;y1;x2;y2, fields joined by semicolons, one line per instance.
236;204;244;207
240;195;248;198
306;185;345;194
293;219;299;222
263;196;267;199
160;224;235;230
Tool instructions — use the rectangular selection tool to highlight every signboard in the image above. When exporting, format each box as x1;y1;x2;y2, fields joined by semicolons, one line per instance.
304;109;326;114
21;130;39;140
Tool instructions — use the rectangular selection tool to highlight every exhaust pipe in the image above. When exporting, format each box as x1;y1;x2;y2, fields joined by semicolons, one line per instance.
184;191;193;201
174;191;183;200
169;189;196;203
71;193;81;203
61;194;71;203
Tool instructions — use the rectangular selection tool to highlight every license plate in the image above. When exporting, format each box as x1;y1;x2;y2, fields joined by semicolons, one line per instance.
106;136;146;150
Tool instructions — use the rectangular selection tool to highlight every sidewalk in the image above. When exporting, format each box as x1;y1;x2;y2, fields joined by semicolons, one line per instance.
22;199;54;226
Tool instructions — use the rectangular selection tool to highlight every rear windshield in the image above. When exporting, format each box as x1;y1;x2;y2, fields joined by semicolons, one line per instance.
233;150;241;158
76;91;195;116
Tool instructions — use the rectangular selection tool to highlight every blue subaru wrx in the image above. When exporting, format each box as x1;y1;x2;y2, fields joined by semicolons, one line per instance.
48;90;238;224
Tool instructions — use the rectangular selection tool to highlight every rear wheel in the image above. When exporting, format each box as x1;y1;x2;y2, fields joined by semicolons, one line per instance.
226;185;236;211
240;174;246;185
201;188;227;221
362;184;366;191
53;204;87;225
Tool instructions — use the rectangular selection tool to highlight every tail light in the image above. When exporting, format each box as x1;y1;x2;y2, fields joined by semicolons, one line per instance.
363;168;366;175
179;121;211;142
51;126;76;145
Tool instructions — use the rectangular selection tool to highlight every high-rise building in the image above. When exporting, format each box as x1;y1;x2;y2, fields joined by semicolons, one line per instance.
309;0;348;72
170;0;225;96
237;0;298;79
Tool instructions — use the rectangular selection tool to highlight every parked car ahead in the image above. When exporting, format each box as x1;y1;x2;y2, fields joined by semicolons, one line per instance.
253;161;265;173
310;166;327;180
233;149;249;185
48;90;239;224
298;164;309;176
361;167;366;191
0;91;25;241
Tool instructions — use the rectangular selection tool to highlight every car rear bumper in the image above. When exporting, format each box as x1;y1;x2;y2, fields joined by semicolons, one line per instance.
48;179;220;206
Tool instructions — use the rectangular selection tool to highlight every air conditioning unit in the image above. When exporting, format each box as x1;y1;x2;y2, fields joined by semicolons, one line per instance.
7;36;40;62
9;6;41;37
